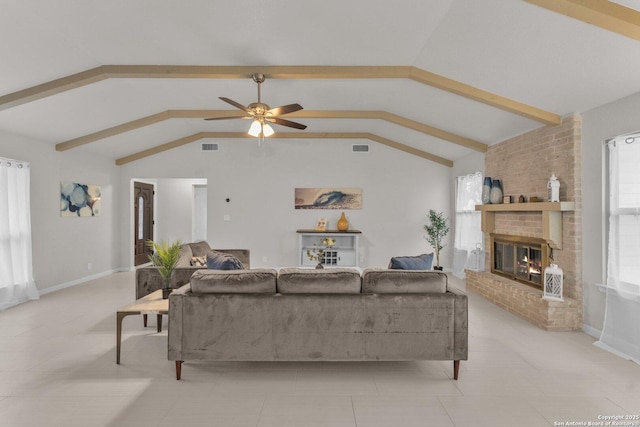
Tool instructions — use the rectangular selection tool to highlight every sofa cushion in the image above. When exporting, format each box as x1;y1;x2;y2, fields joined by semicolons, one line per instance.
206;251;245;270
388;253;434;270
277;268;362;294
177;244;194;267
361;269;447;294
190;269;277;293
189;241;212;257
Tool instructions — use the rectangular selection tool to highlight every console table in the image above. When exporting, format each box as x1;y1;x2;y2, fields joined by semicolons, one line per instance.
297;229;361;267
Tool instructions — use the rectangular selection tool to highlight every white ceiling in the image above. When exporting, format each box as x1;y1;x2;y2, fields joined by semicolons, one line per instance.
1;0;640;165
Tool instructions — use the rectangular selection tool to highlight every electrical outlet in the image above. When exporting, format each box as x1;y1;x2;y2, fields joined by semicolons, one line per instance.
262;256;268;263
87;263;92;270
223;214;231;221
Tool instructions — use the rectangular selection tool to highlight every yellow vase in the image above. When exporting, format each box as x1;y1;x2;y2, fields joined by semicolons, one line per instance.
337;212;349;231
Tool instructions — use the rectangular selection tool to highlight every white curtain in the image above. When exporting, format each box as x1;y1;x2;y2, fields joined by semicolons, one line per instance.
0;157;39;311
595;135;640;364
452;172;483;279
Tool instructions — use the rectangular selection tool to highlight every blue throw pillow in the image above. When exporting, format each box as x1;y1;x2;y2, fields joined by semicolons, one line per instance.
388;253;434;270
206;251;245;270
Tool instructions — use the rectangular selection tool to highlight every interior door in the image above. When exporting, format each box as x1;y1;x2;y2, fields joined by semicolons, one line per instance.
134;182;155;266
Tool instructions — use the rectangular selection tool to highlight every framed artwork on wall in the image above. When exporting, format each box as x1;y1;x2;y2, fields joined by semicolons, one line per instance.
60;182;101;217
294;188;362;210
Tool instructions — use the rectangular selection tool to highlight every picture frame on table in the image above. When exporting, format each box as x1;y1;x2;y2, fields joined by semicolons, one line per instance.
315;218;327;231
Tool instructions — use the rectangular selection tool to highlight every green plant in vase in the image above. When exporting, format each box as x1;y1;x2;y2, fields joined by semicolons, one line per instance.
424;210;449;270
146;239;182;298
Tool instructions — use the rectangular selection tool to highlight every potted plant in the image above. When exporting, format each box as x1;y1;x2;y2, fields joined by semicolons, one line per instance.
305;237;336;269
424;210;450;271
147;239;183;298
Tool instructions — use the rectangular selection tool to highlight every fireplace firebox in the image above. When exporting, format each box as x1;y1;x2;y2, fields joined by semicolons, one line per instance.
491;234;549;288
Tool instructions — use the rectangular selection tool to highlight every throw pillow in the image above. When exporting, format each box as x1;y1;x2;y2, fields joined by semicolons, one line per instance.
190;256;207;267
206;251;245;270
388;253;434;270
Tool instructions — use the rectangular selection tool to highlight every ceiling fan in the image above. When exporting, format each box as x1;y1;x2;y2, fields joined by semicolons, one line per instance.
205;73;307;138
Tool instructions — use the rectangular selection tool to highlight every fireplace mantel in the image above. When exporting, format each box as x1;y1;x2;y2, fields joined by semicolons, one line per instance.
475;202;575;249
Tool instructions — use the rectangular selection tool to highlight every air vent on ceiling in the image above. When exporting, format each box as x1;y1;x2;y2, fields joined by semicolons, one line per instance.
352;144;369;153
201;143;219;152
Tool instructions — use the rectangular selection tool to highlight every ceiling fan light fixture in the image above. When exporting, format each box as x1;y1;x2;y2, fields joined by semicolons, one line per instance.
248;119;275;138
248;120;262;137
207;73;305;138
263;123;274;137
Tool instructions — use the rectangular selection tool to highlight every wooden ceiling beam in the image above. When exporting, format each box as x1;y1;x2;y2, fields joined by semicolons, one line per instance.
289;110;488;152
2;65;560;125
56;109;487;153
56;111;171;151
408;68;560;126
101;65;411;79
55;110;243;151
0;66;106;112
115;131;453;167
524;0;640;42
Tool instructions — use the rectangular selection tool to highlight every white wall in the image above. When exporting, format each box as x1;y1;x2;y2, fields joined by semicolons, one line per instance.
1;132;453;291
0;130;119;292
451;151;485;180
581;90;640;335
154;178;207;243
118;138;452;269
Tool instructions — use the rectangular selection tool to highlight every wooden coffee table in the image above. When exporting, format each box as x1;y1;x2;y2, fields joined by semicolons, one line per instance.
116;289;168;364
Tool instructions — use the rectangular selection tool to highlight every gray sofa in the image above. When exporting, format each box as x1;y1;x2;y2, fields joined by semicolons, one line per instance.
168;268;468;380
135;241;250;299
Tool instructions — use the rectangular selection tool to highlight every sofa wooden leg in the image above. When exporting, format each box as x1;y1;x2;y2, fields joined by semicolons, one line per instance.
143;314;148;327
453;360;460;380
176;361;183;380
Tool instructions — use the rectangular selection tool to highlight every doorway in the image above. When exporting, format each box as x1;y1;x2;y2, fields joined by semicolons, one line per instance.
134;181;154;266
193;185;207;242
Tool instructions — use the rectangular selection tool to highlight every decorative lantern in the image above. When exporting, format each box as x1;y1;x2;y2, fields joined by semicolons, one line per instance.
466;242;485;272
543;263;564;301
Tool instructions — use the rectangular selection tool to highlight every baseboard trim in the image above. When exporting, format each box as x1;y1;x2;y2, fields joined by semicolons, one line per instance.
38;268;130;295
582;324;602;339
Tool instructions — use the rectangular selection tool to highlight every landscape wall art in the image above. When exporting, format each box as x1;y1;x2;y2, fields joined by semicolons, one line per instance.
295;188;362;210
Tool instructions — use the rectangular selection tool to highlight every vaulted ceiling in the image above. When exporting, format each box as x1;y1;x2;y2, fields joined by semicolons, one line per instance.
1;0;640;166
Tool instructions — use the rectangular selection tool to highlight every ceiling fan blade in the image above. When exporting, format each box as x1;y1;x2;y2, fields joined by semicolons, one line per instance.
267;103;303;116
219;97;252;113
267;116;307;130
204;115;249;121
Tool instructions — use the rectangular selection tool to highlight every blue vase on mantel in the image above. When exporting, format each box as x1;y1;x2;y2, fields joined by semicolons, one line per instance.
482;177;492;204
490;179;503;204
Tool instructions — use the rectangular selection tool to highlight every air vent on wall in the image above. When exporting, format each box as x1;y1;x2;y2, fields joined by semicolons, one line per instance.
352;144;369;153
201;143;219;152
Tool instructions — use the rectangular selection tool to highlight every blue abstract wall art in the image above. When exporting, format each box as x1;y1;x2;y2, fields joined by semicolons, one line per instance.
60;182;101;217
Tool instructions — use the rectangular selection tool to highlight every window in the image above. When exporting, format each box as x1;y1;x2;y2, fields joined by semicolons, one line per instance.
606;134;640;293
0;157;39;310
596;133;640;365
452;172;483;278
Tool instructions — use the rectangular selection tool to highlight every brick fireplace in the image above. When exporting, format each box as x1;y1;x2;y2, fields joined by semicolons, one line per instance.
466;115;582;331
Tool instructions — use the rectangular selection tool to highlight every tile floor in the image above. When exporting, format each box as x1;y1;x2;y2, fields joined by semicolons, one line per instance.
0;272;639;427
